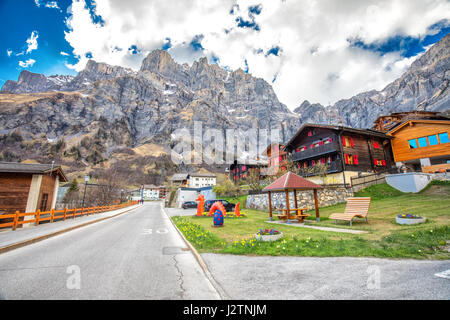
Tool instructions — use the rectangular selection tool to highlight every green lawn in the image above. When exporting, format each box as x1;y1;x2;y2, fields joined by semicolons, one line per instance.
172;182;450;259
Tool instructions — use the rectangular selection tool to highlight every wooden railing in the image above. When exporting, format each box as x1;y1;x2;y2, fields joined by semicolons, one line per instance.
0;201;139;231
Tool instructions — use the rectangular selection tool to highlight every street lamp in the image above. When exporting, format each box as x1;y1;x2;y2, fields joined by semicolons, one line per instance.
120;189;124;203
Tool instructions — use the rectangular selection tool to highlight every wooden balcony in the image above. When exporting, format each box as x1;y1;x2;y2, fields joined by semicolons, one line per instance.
289;142;340;162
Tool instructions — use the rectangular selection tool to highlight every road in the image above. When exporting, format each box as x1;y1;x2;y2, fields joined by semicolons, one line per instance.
0;202;220;299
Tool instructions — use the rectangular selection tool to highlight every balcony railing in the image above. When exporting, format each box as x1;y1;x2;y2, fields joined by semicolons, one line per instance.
289;142;340;162
297;159;343;177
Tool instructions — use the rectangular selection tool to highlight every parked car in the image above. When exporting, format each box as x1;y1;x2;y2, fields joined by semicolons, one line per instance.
204;199;236;212
182;201;198;209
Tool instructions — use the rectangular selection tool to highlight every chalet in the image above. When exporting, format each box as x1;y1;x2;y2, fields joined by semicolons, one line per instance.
387;119;450;173
228;159;268;184
0;162;68;226
283;124;394;185
262;143;288;176
169;173;189;187
373;111;449;132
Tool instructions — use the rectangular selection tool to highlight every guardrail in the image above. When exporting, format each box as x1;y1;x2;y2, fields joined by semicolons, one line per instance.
0;201;139;231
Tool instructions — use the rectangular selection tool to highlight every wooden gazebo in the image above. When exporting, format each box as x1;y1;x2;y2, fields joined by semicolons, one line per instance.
263;171;323;223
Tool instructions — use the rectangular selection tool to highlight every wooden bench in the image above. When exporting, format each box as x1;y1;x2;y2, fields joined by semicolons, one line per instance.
277;208;309;222
329;197;371;226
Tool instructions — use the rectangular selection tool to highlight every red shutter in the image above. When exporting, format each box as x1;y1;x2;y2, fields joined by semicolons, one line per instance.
354;154;359;165
319;141;323;146
373;142;379;149
329;137;332;143
382;160;386;166
310;144;314;149
342;136;346;146
344;154;349;164
350;138;354;147
374;159;378;166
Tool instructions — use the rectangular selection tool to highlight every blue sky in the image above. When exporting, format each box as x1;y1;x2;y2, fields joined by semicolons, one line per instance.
0;1;449;108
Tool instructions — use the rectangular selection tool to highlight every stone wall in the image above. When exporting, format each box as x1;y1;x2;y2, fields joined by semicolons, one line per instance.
245;187;353;211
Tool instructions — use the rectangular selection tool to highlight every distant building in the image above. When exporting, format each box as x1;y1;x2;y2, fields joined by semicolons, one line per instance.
0;162;68;227
169;173;189;187
169;173;216;188
228;159;268;185
387;119;450;173
142;184;167;200
188;173;216;188
262;143;288;176
284;124;394;185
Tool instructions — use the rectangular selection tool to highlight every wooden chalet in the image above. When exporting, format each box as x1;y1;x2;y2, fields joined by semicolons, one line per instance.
373;111;449;132
387;119;450;173
228;158;268;185
262;143;288;176
0;162;68;226
283;124;394;185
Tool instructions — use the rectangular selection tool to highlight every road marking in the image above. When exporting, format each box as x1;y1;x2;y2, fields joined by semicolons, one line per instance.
141;229;153;235
156;228;169;234
434;269;450;279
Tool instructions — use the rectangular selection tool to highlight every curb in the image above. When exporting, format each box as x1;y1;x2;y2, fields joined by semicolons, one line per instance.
0;205;140;255
161;204;230;300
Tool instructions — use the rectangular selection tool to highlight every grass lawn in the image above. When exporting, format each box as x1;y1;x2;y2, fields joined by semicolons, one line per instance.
172;182;450;259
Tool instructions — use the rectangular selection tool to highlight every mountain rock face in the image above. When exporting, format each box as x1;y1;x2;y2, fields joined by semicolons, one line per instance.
294;33;450;128
0;33;448;166
0;50;299;160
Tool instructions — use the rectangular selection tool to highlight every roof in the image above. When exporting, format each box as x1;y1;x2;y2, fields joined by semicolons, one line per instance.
0;161;68;182
387;119;450;135
189;173;217;178
170;173;189;181
263;171;322;192
284;123;392;149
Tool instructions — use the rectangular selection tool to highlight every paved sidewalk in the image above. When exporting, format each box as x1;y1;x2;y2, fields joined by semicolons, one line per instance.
266;220;368;234
0;204;140;249
202;253;450;300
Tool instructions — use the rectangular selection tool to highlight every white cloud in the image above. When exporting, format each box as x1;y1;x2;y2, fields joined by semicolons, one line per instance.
64;0;450;108
34;0;41;7
6;49;12;57
19;59;36;68
45;1;60;9
60;51;70;56
25;31;39;54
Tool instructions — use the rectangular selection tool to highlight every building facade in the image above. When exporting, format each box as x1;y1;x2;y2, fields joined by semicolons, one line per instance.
0;162;67;227
284;124;394;185
387;119;450;173
188;173;217;188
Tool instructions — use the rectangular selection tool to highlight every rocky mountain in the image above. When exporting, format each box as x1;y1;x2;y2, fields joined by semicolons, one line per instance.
0;33;448;183
295;33;450;128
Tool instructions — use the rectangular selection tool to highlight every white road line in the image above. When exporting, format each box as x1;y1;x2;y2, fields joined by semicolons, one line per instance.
434;269;450;279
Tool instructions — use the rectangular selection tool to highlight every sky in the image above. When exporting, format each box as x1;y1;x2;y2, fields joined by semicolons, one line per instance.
0;0;449;109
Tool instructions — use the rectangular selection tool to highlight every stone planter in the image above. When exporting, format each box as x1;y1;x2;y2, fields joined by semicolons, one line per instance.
395;216;426;225
255;232;283;242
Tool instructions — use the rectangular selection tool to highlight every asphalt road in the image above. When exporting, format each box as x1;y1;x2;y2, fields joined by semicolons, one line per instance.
202;254;450;300
0;202;220;300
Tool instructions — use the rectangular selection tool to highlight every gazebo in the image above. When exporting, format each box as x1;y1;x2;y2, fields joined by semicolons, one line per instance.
262;171;323;223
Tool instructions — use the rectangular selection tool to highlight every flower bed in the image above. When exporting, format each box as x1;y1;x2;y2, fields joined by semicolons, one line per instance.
255;229;283;242
396;214;426;225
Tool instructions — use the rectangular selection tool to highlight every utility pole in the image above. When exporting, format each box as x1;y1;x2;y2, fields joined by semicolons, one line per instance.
82;175;90;208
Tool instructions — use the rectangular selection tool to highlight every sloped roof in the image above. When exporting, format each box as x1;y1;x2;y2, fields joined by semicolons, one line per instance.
284;123;392;150
170;173;189;181
387;119;450;135
263;171;322;192
0;161;68;182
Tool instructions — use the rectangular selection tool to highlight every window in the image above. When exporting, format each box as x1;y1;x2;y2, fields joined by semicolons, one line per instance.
345;154;357;165
342;136;354;147
439;132;449;144
417;137;428;148
428;135;438;146
373;159;386;166
408;139;418;149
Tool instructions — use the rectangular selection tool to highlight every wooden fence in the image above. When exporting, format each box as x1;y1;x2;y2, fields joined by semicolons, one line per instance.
0;201;139;231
